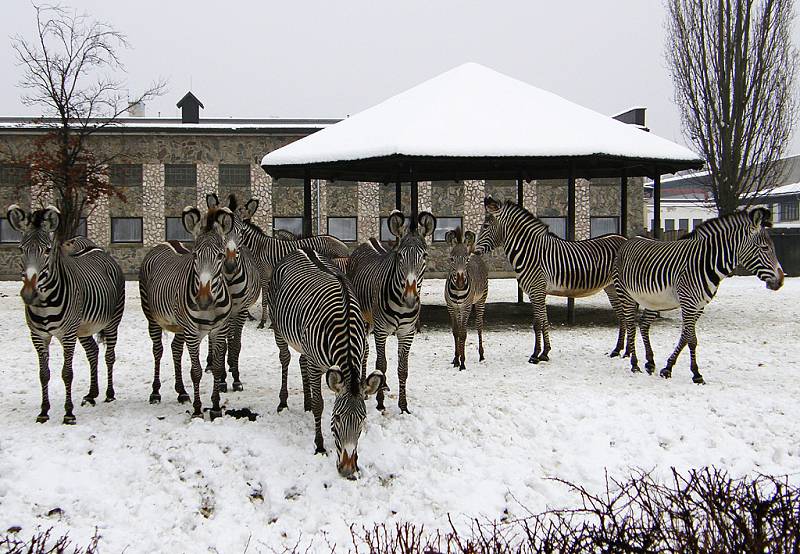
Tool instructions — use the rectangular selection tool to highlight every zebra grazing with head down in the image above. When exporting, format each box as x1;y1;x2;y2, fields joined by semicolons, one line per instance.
139;206;233;419
204;193;261;392
614;208;783;384
445;227;489;371
270;247;385;479
475;197;627;364
7;205;125;424
347;210;436;413
237;199;350;329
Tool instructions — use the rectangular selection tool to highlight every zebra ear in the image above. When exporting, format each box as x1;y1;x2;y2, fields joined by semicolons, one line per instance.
362;371;386;398
325;367;346;394
182;207;203;236
749;207;773;229
6;205;30;233
445;230;457;245
387;211;406;238
244;198;259;219
215;207;234;235
464;231;476;248
417;212;436;237
39;206;60;234
206;193;220;209
484;196;500;214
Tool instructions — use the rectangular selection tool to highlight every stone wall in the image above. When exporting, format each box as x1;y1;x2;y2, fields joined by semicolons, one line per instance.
143;164;165;247
250;164;272;232
357;182;379;242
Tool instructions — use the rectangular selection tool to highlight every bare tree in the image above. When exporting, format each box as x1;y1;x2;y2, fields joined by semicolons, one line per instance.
9;3;165;241
665;0;798;215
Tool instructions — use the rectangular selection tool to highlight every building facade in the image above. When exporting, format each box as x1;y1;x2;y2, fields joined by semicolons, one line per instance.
0;96;645;279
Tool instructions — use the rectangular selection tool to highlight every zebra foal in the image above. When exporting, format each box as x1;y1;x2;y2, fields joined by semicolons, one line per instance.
614;208;783;383
139;206;233;419
347;210;436;413
444;227;488;370
8;205;125;424
475;197;627;364
270;248;385;479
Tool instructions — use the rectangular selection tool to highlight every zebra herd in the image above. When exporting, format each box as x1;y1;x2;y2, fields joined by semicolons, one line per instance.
6;192;784;478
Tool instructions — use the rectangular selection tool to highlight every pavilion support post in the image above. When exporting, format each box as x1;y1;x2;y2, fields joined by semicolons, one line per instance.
410;181;419;222
395;182;402;212
567;169;576;324
303;175;312;238
620;171;628;237
517;177;524;304
653;172;662;239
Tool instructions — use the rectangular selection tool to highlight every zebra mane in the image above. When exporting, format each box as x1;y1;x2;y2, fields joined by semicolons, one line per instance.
679;210;752;240
227;194;239;212
242;218;266;236
502;200;557;237
202;207;223;233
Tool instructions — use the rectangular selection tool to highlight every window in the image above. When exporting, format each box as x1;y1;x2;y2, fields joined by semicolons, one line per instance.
781;200;798;222
692;218;704;230
110;164;142;186
327;217;357;242
379;217;394;242
166;217;193;241
433;217;461;242
664;219;675;231
219;164;251;187
0;218;21;243
590;216;619;238
111;218;143;243
165;164;196;187
679;218;689;232
539;217;566;239
0;164;27;186
274;217;303;237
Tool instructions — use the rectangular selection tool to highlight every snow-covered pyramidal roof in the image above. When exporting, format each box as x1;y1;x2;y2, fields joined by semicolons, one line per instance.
262;62;703;180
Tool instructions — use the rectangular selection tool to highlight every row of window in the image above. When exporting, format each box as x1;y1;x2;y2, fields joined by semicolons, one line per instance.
650;218;704;233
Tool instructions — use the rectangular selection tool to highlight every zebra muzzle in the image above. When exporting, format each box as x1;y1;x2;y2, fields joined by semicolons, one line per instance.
338;449;358;479
21;274;38;305
403;281;419;306
196;281;213;309
767;268;784;291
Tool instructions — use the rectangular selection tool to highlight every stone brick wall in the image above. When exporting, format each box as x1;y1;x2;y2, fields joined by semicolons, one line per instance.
143;164;165;247
357;182;379;242
250;164;272;232
462;179;485;234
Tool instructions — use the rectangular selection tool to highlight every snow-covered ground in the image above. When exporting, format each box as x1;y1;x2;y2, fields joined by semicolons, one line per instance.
0;276;798;552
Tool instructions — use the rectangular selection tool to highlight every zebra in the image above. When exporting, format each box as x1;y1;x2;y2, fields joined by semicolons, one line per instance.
269;247;385;479
139;206;234;419
204;193;262;392
237;199;351;329
475;197;627;364
7;205;125;424
346;210;436;413
444;227;489;370
614;208;783;383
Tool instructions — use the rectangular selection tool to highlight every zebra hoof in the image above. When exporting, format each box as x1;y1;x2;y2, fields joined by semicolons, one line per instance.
659;368;672;379
62;414;77;425
528;354;539;364
277;402;288;413
538;354;550;362
81;396;96;407
177;393;190;404
218;382;228;393
645;361;655;372
232;382;243;392
692;375;705;385
315;447;327;455
459;364;466;371
204;366;212;373
479;354;485;362
631;366;642;373
376;404;385;412
191;412;204;420
609;350;621;358
149;394;161;405
400;407;411;415
36;414;49;423
209;409;223;421
257;322;266;329
104;395;115;403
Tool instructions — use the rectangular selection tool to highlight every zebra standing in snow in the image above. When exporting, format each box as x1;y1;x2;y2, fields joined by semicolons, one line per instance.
445;227;489;370
205;193;261;392
8;205;125;424
270;247;385;479
614;208;783;383
237;199;350;328
475;197;627;364
347;210;436;413
139;206;233;419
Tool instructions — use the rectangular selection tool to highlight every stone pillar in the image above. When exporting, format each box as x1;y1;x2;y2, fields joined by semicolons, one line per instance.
462;179;485;233
87;173;110;246
358;181;379;242
250;164;273;233
576;178;591;240
143;164;165;247
312;179;328;235
418;181;432;213
197;163;218;208
523;180;537;214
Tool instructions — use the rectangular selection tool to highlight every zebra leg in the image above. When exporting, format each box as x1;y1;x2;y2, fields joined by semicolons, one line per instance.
475;297;486;362
374;332;389;411
300;355;312;412
361;339;369;382
227;311;247;392
459;306;472;370
639;309;659;374
686;313;703;384
662;307;703;383
258;277;269;329
33;334;51;423
78;336;100;406
148;320;164;404
60;335;77;425
539;299;552;362
397;331;415;414
275;331;291;412
617;288;641;372
185;333;204;419
308;368;326;454
448;307;459;367
216;334;229;393
171;333;190;403
102;327;119;402
209;331;225;420
605;285;626;357
528;289;546;364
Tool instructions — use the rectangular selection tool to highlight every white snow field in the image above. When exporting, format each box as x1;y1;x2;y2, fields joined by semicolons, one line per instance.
0;276;798;552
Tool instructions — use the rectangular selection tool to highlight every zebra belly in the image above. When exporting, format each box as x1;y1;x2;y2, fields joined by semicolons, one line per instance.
547;285;605;298
154;314;181;333
77;321;106;337
629;289;680;312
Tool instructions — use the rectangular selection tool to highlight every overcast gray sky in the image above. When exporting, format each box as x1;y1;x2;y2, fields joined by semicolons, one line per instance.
1;0;799;154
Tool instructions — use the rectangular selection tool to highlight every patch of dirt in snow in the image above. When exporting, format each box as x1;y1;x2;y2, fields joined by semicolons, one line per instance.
0;277;798;552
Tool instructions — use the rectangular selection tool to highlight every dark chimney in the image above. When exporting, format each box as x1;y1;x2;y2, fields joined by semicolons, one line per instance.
613;107;649;131
177;92;204;124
